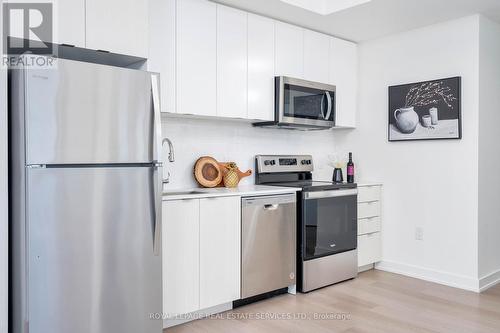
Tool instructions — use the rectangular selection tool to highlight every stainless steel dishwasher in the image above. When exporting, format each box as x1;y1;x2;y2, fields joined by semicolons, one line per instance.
241;194;296;299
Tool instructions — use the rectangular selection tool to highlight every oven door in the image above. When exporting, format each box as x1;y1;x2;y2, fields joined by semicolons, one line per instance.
301;189;357;261
277;76;336;128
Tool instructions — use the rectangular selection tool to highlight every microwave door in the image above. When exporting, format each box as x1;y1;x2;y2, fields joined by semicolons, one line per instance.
278;77;336;128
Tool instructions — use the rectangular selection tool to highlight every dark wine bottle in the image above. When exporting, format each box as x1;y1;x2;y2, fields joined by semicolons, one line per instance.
347;152;355;183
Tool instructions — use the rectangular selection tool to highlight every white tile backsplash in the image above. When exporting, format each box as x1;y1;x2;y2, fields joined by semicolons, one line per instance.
161;115;339;189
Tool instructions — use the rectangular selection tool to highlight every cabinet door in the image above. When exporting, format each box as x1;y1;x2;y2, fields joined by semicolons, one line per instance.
54;0;85;47
275;22;304;78
217;5;247;119
303;30;330;83
86;0;148;57
358;233;381;267
199;197;241;309
148;0;176;113
330;37;357;128
163;199;200;316
248;14;275;121
177;0;216;116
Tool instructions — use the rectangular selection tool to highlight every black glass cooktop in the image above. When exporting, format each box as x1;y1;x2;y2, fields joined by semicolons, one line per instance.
268;180;357;192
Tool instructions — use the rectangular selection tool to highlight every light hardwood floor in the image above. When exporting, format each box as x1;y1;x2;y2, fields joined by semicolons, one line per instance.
166;269;500;333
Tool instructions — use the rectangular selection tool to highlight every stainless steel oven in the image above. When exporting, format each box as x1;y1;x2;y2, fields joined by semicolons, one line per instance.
253;77;336;130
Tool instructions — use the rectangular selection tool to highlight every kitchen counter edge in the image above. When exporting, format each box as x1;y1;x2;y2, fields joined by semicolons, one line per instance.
163;185;301;201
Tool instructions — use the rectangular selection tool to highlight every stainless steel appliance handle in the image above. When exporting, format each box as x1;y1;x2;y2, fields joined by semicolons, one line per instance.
153;166;162;256
325;91;332;121
151;74;162;256
304;189;358;200
320;93;326;119
264;204;279;211
152;74;162;164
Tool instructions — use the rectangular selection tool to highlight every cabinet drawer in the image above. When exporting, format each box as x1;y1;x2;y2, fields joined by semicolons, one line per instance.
358;185;381;203
358;232;381;267
358;201;380;219
358;216;381;235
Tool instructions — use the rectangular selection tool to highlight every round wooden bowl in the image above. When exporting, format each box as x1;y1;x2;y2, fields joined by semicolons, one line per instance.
194;156;222;188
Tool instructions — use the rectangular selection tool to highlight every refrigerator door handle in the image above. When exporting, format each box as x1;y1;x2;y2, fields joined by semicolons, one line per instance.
152;73;162;165
151;73;163;256
153;166;162;256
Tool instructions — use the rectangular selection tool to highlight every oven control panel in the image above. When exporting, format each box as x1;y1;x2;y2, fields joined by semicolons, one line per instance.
256;155;314;173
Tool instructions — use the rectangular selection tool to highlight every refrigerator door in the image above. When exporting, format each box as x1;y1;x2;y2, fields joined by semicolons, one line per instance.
23;58;155;165
26;167;162;333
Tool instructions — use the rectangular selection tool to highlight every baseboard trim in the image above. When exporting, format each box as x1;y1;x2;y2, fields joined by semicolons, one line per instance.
163;302;233;328
479;269;500;292
358;264;375;273
375;260;480;292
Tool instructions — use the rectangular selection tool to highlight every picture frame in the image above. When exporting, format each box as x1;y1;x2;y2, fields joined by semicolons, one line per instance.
388;77;462;142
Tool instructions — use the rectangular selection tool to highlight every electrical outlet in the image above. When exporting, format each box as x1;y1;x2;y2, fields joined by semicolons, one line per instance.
415;227;424;241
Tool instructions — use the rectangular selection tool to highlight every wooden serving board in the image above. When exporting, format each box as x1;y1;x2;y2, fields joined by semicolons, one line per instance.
215;162;252;187
194;156;252;188
194;156;222;188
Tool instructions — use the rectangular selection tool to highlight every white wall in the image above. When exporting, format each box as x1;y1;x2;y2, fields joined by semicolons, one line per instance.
334;15;481;290
161;116;339;189
478;16;500;289
0;1;8;331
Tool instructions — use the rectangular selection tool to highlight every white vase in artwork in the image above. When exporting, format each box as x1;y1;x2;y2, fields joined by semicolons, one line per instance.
394;107;419;134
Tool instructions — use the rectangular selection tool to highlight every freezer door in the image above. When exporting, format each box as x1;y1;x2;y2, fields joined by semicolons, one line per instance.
24;58;156;164
26;167;162;333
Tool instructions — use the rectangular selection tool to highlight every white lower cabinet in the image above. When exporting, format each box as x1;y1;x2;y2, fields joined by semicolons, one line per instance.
163;199;200;316
358;232;382;267
357;184;382;268
200;197;241;308
162;196;241;322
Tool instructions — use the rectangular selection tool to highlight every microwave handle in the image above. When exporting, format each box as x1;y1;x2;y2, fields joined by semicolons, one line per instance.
320;93;326;119
324;91;333;121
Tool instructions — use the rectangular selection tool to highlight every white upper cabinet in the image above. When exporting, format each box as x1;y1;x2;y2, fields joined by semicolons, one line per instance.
330;37;358;128
247;14;275;121
148;0;176;113
216;5;248;119
303;30;330;83
199;197;241;309
147;0;357;126
176;0;217;116
86;0;148;58
54;0;85;47
275;22;304;79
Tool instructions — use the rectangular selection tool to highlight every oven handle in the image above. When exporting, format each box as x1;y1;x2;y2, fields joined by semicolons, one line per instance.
304;189;358;200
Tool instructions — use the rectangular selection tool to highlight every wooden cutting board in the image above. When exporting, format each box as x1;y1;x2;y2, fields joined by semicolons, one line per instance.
194;156;222;188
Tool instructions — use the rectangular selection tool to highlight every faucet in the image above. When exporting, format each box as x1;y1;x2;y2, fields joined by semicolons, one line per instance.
162;138;175;163
162;138;175;184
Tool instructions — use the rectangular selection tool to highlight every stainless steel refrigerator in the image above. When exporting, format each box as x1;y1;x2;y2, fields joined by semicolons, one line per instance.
10;56;163;333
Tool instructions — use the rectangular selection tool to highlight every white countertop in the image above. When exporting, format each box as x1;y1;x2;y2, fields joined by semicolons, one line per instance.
357;182;383;187
163;185;301;201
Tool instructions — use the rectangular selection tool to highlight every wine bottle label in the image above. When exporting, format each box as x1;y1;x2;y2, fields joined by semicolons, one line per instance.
347;166;354;176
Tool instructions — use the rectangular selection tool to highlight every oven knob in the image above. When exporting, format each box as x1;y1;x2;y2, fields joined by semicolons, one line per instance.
307;160;312;165
301;160;307;165
270;160;276;166
264;160;271;166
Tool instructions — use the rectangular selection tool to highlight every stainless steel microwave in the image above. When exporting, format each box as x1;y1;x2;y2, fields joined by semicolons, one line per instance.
254;76;336;130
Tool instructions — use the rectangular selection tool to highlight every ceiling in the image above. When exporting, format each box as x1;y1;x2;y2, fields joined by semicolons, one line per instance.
213;0;500;42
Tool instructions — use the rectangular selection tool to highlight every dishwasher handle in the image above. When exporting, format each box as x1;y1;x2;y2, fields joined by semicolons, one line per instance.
243;193;296;207
264;204;279;211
